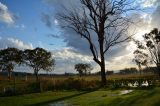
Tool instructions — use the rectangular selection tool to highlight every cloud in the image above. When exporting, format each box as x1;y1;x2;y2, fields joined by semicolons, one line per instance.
51;47;99;74
51;47;137;74
47;33;61;39
107;53;136;70
138;0;157;8
0;37;33;50
44;0;136;56
151;5;160;29
0;2;14;24
41;13;52;28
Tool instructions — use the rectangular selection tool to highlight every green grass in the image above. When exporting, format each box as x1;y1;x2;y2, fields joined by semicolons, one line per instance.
0;88;160;106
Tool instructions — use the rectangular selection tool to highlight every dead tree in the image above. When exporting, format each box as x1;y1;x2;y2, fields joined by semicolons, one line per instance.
58;0;137;86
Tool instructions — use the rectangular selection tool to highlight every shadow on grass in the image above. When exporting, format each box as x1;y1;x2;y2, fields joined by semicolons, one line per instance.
27;89;98;106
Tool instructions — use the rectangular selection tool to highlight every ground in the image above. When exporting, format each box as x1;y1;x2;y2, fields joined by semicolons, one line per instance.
0;87;160;106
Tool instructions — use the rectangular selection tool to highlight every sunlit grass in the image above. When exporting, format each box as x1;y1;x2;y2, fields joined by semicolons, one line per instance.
0;87;160;106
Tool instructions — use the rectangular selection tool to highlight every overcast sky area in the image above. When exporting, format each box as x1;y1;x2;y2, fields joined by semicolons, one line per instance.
0;0;160;74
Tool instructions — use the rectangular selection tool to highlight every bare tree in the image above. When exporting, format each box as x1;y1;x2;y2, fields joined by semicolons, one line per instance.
58;0;136;86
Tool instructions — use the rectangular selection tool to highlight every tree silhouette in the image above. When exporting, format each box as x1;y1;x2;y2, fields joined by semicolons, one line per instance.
133;48;150;75
134;28;160;76
75;63;93;76
23;47;55;81
0;48;22;80
58;0;136;86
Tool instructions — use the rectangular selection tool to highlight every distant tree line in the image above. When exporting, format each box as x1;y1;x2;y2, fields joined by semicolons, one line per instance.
94;71;114;76
119;67;158;75
119;68;138;75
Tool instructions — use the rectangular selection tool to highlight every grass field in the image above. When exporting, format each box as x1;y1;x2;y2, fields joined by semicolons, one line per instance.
0;74;158;95
0;87;160;106
0;74;160;106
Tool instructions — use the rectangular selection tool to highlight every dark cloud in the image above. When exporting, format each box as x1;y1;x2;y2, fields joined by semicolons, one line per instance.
47;33;61;39
42;0;137;62
41;13;53;28
49;43;55;46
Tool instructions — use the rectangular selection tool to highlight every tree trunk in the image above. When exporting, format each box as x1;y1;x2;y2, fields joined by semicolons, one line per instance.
157;63;160;77
8;71;12;80
138;64;142;75
99;36;106;86
34;70;41;92
100;61;106;86
34;69;39;82
35;71;39;82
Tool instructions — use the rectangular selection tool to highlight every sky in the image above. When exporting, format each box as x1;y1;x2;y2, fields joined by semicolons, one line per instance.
0;0;160;74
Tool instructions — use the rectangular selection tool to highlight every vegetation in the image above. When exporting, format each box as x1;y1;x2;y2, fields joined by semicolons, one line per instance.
134;28;160;76
74;63;93;76
0;48;22;80
58;0;137;86
0;47;55;81
133;49;149;75
119;68;138;75
0;0;160;106
1;87;160;106
23;47;55;81
0;74;159;96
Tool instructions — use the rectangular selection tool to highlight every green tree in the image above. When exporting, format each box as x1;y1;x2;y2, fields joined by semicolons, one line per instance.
0;48;22;80
134;28;160;76
75;63;93;76
23;47;55;81
58;0;137;86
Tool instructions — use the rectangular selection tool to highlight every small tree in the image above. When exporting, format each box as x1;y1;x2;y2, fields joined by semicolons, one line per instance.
23;47;55;81
134;28;160;76
0;48;22;80
75;63;93;76
133;48;149;75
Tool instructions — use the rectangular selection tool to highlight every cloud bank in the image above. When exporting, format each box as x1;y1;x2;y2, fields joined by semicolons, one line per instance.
0;37;33;50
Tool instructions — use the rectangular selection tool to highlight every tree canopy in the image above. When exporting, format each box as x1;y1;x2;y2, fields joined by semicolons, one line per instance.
134;28;160;76
75;63;93;76
23;47;55;81
0;48;22;79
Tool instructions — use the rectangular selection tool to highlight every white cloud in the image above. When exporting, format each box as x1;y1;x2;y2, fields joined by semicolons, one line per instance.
108;53;136;70
0;2;14;24
51;48;100;74
136;0;157;8
51;46;138;74
0;37;33;50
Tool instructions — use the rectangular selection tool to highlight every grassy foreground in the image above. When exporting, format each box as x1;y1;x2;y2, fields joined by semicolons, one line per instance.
0;87;160;106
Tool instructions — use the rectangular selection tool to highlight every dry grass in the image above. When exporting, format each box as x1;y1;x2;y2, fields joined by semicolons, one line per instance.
0;73;156;82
